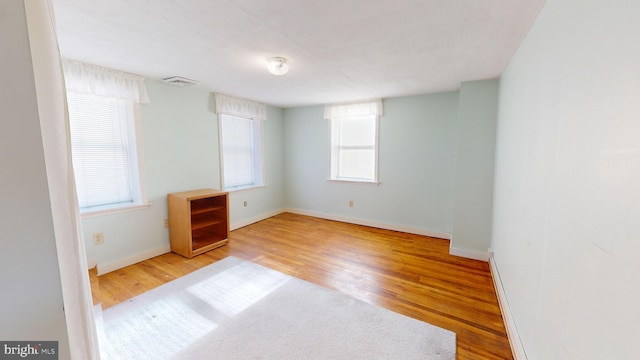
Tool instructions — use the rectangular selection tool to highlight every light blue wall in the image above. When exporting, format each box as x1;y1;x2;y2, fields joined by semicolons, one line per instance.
451;80;499;256
283;93;459;235
83;81;284;268
82;81;219;266
82;73;495;270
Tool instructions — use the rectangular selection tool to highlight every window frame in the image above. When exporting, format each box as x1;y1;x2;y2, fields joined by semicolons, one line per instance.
66;92;149;217
328;113;380;184
218;113;265;192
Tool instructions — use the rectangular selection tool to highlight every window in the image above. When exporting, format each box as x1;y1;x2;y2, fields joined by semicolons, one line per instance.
67;93;145;213
326;100;383;183
63;59;149;214
219;114;264;190
330;115;378;181
215;93;266;191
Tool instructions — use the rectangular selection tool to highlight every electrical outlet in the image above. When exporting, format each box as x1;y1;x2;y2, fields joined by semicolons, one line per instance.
93;232;104;245
348;200;354;207
243;201;248;207
163;219;169;228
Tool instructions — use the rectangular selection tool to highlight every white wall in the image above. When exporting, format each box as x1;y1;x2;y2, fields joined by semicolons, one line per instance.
83;81;284;272
492;0;640;358
451;80;499;259
283;93;459;236
0;0;70;357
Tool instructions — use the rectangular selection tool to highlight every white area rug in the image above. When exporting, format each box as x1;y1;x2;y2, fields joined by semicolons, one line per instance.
100;256;456;359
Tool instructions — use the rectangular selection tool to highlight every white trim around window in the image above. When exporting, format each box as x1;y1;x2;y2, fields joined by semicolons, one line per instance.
326;99;383;184
218;113;265;191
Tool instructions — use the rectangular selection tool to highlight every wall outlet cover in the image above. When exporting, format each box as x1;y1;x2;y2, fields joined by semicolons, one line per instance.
93;232;104;245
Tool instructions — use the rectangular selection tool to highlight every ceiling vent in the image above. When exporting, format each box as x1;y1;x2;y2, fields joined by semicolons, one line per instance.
162;76;198;87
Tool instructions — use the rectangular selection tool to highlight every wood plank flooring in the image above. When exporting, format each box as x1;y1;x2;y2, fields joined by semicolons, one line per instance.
96;212;512;359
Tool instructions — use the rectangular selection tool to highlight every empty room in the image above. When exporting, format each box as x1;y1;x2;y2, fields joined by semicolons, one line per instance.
2;0;639;359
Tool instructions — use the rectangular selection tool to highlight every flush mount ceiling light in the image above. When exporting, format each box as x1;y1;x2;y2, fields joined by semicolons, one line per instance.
267;57;289;76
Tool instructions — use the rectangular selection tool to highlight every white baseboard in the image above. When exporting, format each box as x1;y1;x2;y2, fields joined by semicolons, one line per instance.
97;244;171;276
449;245;491;262
93;208;452;275
489;256;527;360
94;210;283;276
231;208;286;231
284;208;452;240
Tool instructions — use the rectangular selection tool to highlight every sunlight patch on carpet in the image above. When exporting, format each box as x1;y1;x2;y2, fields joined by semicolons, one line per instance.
186;262;290;317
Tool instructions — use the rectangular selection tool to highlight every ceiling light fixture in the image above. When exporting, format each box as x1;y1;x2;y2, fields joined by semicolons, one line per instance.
267;57;289;76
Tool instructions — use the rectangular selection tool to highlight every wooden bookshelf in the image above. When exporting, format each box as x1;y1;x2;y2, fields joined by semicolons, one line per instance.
167;189;229;258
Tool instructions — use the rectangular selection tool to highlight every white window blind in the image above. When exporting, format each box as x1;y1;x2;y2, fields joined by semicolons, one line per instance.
63;60;148;214
67;92;140;210
326;100;382;183
215;93;266;191
220;114;263;190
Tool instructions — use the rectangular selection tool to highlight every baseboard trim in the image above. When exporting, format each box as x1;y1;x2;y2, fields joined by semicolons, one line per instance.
97;244;171;276
94;210;284;276
449;245;491;262
231;209;286;231
284;208;451;240
93;208;452;275
489;256;527;360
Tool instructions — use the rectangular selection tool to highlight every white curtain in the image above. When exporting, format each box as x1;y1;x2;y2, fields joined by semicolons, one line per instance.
324;99;383;119
25;1;100;359
63;59;150;104
214;93;267;120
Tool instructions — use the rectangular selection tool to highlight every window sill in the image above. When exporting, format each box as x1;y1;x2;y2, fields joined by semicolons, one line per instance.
327;179;380;186
224;184;266;193
80;202;152;218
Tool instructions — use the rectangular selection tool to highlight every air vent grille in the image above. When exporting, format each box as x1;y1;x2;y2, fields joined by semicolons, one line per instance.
162;76;198;87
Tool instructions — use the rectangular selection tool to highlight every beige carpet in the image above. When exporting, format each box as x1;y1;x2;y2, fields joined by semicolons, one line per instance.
99;256;456;359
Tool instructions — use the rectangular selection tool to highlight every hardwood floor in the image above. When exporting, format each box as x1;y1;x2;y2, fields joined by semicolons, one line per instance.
96;212;512;359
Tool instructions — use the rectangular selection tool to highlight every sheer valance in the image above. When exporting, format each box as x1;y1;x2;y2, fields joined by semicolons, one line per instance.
214;93;267;120
62;59;150;104
324;99;383;119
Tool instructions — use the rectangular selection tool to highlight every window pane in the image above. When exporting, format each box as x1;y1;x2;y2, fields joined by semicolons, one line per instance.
67;93;135;209
338;116;376;146
338;149;376;180
221;114;263;189
330;114;378;182
223;150;254;188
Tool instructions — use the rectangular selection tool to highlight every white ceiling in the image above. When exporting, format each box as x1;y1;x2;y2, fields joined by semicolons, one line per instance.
51;0;545;108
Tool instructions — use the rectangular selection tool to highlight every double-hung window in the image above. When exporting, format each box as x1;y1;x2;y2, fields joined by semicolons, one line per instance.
215;93;266;191
63;60;150;214
326;100;383;183
219;114;263;190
